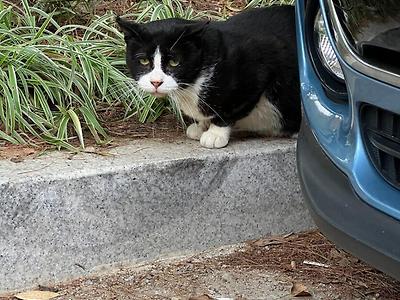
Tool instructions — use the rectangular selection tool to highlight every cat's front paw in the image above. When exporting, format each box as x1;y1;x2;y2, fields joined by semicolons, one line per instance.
186;123;205;140
200;124;231;149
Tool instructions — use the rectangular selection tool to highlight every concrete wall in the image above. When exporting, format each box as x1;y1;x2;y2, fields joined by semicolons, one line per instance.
0;138;314;291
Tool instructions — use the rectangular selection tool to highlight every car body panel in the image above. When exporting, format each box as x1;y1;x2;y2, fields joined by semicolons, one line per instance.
297;118;400;280
295;0;400;221
296;0;400;279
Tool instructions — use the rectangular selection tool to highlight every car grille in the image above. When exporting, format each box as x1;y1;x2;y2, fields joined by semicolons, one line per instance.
361;105;400;189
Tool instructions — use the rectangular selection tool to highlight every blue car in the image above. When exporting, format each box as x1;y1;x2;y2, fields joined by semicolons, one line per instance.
295;0;400;279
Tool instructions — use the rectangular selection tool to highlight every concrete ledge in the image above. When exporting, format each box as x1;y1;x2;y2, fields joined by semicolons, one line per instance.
0;138;314;291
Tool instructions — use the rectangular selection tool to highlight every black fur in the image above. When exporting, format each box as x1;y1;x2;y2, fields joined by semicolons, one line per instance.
117;6;301;133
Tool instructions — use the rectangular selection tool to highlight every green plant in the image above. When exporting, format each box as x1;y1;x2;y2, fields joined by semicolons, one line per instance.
0;0;293;150
0;0;173;149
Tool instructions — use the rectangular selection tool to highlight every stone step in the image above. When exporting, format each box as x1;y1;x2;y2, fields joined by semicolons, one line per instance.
0;138;314;291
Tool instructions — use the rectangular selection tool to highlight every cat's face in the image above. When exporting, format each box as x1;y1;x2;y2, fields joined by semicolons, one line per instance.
117;18;207;98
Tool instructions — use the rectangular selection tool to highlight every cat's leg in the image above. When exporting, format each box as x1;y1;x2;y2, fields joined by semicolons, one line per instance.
186;120;210;140
200;123;231;148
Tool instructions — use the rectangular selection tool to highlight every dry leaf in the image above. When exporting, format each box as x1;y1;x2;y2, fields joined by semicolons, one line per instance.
291;282;312;297
251;233;293;247
189;295;214;300
15;291;59;300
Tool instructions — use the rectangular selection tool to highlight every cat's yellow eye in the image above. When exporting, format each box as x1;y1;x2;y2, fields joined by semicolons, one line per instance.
169;59;180;67
139;58;150;66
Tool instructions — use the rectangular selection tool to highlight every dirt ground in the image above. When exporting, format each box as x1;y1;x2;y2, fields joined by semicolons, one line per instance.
1;231;399;300
95;0;249;17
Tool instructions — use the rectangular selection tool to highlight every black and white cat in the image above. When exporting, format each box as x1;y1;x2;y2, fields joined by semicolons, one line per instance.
117;5;301;148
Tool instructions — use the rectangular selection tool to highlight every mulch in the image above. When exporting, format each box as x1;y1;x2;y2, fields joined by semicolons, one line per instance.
1;231;399;299
218;230;400;299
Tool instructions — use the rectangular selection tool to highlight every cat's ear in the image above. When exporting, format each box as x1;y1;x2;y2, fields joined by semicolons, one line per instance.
116;16;144;42
183;21;210;38
170;21;210;49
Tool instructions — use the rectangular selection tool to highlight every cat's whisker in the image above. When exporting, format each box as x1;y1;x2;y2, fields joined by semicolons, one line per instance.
106;80;140;99
167;94;185;124
180;90;199;123
179;82;217;93
170;92;191;123
197;96;226;124
134;52;147;58
175;86;201;111
173;89;197;122
178;83;193;87
170;30;186;51
178;89;200;122
175;85;225;124
168;92;179;109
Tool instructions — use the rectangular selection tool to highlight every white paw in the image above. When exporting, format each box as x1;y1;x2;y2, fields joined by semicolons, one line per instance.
186;123;204;140
200;124;230;149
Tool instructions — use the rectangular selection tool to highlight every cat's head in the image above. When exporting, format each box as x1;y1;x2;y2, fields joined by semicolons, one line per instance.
117;17;209;98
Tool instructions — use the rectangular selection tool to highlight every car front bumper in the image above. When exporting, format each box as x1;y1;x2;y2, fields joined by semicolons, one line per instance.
297;118;400;280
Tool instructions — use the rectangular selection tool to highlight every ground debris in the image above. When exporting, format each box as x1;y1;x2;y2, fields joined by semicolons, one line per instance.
291;282;312;297
303;260;330;268
189;295;214;300
218;230;400;299
1;231;399;300
14;291;59;300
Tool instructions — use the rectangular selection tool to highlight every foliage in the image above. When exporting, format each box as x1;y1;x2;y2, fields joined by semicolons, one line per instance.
0;0;293;149
0;0;168;149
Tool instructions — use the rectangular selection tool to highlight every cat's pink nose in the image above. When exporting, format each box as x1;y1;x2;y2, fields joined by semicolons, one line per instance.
151;80;163;88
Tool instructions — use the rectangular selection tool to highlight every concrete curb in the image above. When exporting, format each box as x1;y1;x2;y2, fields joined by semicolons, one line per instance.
0;138;314;291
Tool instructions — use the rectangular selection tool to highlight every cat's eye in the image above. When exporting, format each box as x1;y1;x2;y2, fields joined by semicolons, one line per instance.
169;59;180;67
139;58;150;66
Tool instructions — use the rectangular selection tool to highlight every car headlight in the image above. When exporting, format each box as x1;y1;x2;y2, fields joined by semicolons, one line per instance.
314;10;345;80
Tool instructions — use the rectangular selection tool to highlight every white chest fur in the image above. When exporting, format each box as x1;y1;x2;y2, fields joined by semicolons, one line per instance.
170;69;214;122
173;84;208;121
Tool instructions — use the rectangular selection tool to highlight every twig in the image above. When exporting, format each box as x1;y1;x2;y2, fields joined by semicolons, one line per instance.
303;260;330;268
